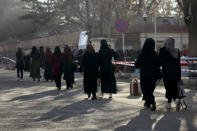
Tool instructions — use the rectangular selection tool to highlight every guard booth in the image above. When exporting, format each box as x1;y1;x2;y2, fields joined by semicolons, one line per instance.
90;37;116;52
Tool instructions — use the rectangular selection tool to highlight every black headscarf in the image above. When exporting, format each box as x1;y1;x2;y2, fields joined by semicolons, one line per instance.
30;46;41;59
141;38;155;56
40;46;45;58
54;46;62;56
16;47;23;58
99;39;114;63
30;46;37;56
64;45;73;60
99;39;112;55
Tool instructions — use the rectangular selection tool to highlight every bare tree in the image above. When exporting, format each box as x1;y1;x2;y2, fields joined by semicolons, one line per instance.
176;0;197;57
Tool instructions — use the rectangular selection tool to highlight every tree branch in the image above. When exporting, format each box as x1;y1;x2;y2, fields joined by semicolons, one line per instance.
176;0;184;12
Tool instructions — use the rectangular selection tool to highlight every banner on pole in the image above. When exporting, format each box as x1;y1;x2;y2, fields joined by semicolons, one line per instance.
78;31;88;49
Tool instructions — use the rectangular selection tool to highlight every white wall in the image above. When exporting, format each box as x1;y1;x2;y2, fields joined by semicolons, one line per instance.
140;33;188;51
91;38;115;52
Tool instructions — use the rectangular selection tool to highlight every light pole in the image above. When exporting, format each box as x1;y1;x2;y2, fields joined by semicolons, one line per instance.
143;13;148;40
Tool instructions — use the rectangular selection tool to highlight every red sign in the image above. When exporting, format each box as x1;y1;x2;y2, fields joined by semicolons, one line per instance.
115;19;128;33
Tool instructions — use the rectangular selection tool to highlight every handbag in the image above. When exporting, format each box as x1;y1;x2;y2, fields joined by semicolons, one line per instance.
113;64;119;73
177;80;186;99
177;79;187;110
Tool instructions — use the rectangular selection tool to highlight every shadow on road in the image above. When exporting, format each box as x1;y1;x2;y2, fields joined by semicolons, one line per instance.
8;87;83;102
115;90;197;131
115;109;157;131
35;98;111;122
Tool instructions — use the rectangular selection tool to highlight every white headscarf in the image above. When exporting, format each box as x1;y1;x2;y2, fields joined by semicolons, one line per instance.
164;37;179;59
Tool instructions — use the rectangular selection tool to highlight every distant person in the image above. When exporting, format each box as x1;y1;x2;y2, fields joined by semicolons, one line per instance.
39;46;45;78
39;46;45;68
135;38;161;111
159;37;181;110
62;45;74;89
24;53;30;72
98;40;117;99
80;44;99;100
15;47;25;81
44;47;53;82
30;46;41;82
52;46;62;90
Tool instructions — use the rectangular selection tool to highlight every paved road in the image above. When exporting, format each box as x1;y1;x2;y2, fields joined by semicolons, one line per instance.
0;69;197;131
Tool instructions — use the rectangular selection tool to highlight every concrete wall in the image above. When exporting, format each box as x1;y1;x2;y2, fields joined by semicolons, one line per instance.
140;33;189;51
0;31;80;58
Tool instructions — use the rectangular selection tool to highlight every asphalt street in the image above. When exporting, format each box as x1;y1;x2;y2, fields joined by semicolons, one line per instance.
0;69;197;131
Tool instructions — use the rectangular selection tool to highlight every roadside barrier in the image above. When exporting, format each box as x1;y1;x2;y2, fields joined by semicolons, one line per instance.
113;58;197;73
0;57;16;63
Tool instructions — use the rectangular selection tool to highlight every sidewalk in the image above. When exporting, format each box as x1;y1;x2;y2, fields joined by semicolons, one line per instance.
0;69;197;131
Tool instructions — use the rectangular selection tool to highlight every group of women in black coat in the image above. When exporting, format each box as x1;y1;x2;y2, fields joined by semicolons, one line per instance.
135;37;181;111
15;37;181;110
15;46;75;91
50;46;75;90
80;40;117;100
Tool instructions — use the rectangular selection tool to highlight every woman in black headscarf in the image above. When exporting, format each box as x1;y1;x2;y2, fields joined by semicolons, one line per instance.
15;47;25;81
98;39;117;99
39;46;45;69
30;46;41;82
159;37;181;110
52;46;62;90
80;44;99;100
44;47;53;81
62;45;74;89
135;38;161;111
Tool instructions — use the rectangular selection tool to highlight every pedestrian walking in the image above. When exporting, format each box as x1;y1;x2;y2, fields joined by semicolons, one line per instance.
98;39;117;99
30;46;41;82
24;53;30;72
52;46;62;90
159;37;181;110
39;46;45;78
62;45;74;89
80;44;99;100
15;47;25;81
44;47;53;82
135;38;161;111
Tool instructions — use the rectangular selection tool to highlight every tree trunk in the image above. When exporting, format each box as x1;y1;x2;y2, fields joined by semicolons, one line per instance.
187;1;197;57
187;21;197;57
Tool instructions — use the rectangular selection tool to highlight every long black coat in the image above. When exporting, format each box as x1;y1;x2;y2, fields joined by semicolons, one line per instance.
159;47;181;80
44;59;53;80
135;52;161;81
80;52;99;94
15;52;24;69
135;51;161;104
159;47;181;99
62;53;74;82
24;55;30;71
30;51;41;79
98;49;117;94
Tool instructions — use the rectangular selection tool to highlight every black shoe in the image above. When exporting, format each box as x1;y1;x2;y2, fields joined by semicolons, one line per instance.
91;96;97;100
88;94;91;98
144;102;150;108
150;103;156;111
